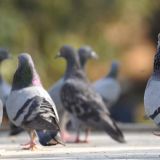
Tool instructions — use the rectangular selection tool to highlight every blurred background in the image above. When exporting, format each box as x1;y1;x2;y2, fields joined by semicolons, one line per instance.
0;0;160;124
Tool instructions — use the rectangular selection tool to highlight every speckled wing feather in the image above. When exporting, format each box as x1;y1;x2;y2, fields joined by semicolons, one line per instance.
61;78;124;143
61;79;109;121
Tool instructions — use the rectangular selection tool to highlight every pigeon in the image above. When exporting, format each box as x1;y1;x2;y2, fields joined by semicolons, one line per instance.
0;99;3;125
48;78;73;141
67;45;98;132
48;79;65;126
144;33;160;131
0;48;11;104
78;46;121;107
6;53;63;150
93;61;121;107
48;46;98;141
58;45;125;143
0;48;24;135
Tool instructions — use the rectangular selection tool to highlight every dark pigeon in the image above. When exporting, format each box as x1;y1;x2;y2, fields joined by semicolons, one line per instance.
6;53;63;150
58;45;125;143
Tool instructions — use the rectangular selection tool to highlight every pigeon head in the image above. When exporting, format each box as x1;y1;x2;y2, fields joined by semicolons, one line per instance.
18;53;34;68
12;53;41;90
78;46;98;69
57;45;77;60
0;48;11;62
57;45;83;79
107;61;120;78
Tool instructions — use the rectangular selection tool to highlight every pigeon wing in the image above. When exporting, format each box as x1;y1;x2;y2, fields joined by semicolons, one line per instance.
61;79;109;122
21;96;60;131
61;79;125;143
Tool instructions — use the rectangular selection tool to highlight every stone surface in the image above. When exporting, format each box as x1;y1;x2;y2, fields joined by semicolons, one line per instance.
0;129;160;159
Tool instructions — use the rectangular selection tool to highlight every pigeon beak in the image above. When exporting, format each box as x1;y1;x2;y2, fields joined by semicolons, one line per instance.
91;51;98;59
55;53;61;59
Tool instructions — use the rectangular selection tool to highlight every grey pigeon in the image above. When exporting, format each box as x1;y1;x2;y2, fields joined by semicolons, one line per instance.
0;48;23;135
48;46;98;141
0;48;11;104
93;61;121;107
0;49;23;135
78;47;121;107
6;53;63;150
48;78;65;126
58;45;125;143
48;78;72;141
68;45;98;132
144;33;160;128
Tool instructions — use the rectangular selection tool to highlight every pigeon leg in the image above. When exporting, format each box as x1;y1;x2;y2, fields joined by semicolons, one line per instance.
61;112;75;142
74;127;81;143
83;128;90;143
21;131;37;150
74;128;90;143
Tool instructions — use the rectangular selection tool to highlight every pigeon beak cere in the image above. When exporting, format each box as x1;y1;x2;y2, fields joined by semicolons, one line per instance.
91;51;98;59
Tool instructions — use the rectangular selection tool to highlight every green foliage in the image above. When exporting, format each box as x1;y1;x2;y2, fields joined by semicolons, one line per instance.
0;0;159;88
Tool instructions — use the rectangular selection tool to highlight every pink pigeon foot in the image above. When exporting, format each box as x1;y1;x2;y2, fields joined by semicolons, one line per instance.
61;131;75;142
21;141;37;150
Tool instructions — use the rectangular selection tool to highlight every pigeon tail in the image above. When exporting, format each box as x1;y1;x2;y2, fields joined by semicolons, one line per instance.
36;130;65;146
100;117;125;143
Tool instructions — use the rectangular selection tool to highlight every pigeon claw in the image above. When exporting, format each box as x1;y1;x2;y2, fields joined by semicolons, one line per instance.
74;138;89;143
21;141;37;150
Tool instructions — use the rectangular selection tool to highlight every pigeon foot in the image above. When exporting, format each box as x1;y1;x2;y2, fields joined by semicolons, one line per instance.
21;141;37;150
